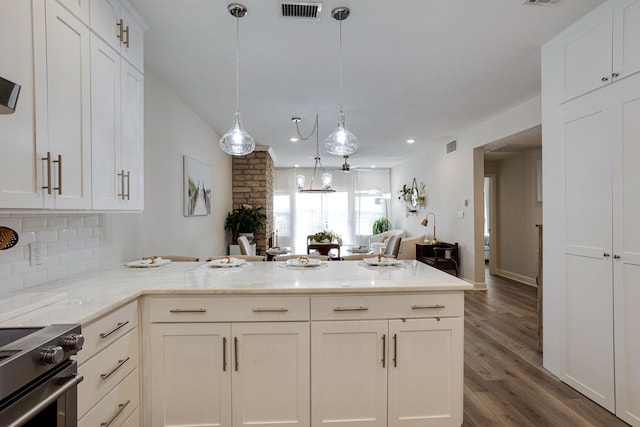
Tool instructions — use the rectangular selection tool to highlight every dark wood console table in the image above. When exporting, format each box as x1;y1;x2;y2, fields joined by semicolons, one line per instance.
416;242;460;277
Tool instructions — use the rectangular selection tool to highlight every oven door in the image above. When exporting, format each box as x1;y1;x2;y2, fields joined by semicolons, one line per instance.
0;360;83;427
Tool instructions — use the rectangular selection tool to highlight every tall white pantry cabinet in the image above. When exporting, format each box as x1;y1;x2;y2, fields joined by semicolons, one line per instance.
542;0;640;425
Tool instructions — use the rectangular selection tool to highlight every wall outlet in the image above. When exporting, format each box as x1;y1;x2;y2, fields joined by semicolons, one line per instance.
30;242;43;266
458;210;465;218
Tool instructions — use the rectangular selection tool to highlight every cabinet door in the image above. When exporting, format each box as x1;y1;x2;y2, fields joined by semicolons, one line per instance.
90;0;121;51
120;61;144;210
613;79;640;425
55;0;90;24
612;0;640;81
561;102;615;411
0;1;41;208
120;6;144;72
43;0;92;209
91;34;122;210
311;320;387;427
232;322;309;427
149;323;231;427
388;318;463;427
560;3;613;102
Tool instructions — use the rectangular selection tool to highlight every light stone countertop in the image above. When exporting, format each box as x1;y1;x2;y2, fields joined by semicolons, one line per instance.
0;260;472;327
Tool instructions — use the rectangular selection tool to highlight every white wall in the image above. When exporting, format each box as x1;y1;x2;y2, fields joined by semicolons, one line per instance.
491;150;542;285
391;96;542;285
0;71;232;292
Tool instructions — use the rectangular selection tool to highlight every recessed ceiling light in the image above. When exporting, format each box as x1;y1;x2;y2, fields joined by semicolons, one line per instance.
406;139;416;144
371;165;376;168
294;164;300;168
290;137;299;143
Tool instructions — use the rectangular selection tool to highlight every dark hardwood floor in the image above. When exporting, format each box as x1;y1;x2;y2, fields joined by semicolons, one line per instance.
462;269;628;426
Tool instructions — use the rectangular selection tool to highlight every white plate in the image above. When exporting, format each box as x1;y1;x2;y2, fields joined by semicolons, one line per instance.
286;258;323;267
125;258;171;268
362;257;403;266
267;248;291;255
205;258;247;268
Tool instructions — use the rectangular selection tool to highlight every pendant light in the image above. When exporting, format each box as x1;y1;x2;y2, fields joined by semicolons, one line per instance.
219;3;255;156
294;115;335;193
325;7;358;157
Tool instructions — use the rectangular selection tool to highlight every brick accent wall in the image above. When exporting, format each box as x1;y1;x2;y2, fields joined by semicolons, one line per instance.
231;149;274;255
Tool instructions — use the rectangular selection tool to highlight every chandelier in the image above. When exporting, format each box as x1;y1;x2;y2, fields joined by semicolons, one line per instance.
294;115;335;193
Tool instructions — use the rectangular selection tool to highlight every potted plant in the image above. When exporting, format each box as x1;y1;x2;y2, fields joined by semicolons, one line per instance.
224;205;267;243
372;217;391;235
397;184;412;201
312;230;342;244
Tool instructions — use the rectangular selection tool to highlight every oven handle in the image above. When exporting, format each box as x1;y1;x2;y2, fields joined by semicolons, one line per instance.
8;374;84;427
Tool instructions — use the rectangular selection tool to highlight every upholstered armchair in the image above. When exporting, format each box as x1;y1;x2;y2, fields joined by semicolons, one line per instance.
368;229;405;253
396;235;426;260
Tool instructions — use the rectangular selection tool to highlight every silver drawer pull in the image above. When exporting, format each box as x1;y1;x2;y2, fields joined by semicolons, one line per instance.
100;357;131;380
100;321;129;339
333;306;368;312
169;308;207;313
252;308;289;313
411;304;445;310
101;399;131;427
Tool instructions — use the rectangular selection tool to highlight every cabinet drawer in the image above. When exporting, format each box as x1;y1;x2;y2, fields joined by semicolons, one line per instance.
311;293;463;320
78;327;139;417
148;296;310;322
78;367;139;427
78;300;138;364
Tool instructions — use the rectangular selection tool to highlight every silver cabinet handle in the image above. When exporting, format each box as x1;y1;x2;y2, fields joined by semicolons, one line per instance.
393;334;398;367
604;253;611;258
52;154;62;195
123;25;130;48
117;19;124;43
117;170;125;199
411;304;445;310
223;337;227;372
614;254;621;259
125;170;130;200
101;400;131;427
382;334;386;368
41;152;52;194
612;72;620;78
169;308;207;313
333;306;368;312
252;308;289;313
100;321;129;339
234;337;239;372
602;76;609;82
100;357;130;380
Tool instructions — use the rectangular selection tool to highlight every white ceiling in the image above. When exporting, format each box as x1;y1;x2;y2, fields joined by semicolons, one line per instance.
129;0;603;168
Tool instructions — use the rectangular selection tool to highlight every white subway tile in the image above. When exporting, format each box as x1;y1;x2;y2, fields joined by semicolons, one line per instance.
77;227;93;239
0;264;10;279
22;217;47;231
23;271;48;288
58;229;77;241
0;247;26;263
0;277;23;292
47;266;68;282
11;260;37;276
67;216;84;228
0;218;21;230
85;216;99;227
67;240;84;251
18;232;37;246
84;238;99;249
47;242;66;255
37;230;58;243
67;262;84;276
47;217;67;229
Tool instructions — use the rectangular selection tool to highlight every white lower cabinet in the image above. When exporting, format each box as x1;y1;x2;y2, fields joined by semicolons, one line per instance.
145;296;310;427
143;293;463;427
311;318;463;427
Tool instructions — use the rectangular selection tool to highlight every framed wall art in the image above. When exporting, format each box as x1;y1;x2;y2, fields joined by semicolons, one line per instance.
183;155;212;216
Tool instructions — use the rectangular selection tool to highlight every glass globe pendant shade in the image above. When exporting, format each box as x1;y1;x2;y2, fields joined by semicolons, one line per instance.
219;111;255;156
325;111;358;156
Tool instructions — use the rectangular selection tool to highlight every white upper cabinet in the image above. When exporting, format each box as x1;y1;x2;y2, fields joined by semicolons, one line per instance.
90;0;145;72
558;0;640;103
55;0;90;25
35;0;93;210
0;1;42;208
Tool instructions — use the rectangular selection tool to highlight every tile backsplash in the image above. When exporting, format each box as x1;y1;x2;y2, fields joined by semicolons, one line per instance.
0;214;102;293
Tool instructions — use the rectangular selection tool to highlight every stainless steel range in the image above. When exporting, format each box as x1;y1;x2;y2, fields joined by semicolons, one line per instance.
0;324;84;427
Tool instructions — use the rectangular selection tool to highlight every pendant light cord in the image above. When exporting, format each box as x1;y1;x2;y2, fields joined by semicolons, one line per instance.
235;15;240;113
339;19;343;113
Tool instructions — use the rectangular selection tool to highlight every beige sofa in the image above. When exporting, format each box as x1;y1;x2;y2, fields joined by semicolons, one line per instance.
396;235;426;260
368;229;405;253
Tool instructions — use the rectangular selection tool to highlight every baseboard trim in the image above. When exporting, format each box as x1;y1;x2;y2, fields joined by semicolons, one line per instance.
495;269;537;287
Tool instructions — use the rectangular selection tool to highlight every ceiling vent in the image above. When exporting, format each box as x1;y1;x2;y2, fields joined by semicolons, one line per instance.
522;0;560;5
446;140;457;154
281;2;322;19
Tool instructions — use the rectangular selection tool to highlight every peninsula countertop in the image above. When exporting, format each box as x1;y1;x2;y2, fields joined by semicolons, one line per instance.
0;260;472;327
